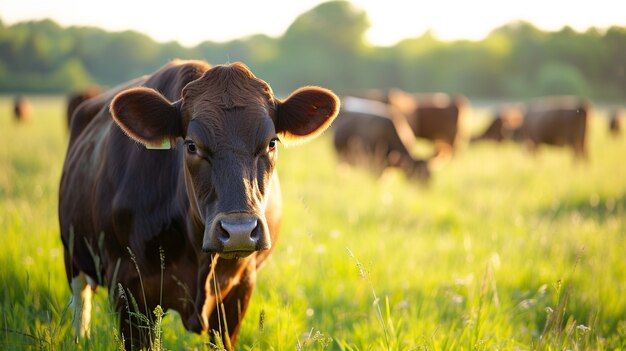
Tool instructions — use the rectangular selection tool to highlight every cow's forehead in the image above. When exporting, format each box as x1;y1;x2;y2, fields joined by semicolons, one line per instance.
188;106;276;144
182;63;276;113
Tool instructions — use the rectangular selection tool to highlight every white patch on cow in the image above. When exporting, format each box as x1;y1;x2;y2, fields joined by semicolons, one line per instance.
341;96;391;118
71;272;93;339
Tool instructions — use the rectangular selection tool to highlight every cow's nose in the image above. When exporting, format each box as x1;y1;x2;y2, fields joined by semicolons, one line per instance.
203;214;271;255
217;218;261;251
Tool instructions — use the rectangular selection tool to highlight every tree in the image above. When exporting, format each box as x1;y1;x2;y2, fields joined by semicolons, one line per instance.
282;0;369;52
278;0;370;92
0;14;625;99
602;26;626;97
535;62;590;96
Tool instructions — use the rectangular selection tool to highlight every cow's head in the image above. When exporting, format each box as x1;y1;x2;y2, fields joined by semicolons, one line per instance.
110;62;339;258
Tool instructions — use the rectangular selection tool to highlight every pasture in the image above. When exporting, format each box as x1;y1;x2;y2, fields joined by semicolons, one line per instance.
0;95;624;350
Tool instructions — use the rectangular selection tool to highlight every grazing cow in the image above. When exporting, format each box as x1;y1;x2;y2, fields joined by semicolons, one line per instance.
348;89;468;152
470;105;523;143
513;97;590;160
13;95;32;122
403;92;468;151
471;98;589;160
333;96;446;183
58;60;339;350
66;86;102;128
609;108;622;136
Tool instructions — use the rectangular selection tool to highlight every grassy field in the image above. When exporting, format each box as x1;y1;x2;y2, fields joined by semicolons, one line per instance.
0;95;625;350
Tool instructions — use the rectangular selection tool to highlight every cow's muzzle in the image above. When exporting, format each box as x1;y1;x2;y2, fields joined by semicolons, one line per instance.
202;213;271;258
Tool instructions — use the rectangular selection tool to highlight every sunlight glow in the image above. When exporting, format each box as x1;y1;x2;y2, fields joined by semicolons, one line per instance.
1;0;624;47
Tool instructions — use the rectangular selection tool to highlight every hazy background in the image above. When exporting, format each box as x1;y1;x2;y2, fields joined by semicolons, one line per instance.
1;1;626;349
1;0;625;100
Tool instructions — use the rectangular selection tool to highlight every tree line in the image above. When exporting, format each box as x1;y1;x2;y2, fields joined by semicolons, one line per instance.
1;1;625;100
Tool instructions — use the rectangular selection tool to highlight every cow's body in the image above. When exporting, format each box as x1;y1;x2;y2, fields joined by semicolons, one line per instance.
13;95;32;122
348;89;467;152
471;98;589;160
609;108;622;136
514;97;589;159
333;96;431;182
406;93;467;150
59;60;339;350
471;105;523;143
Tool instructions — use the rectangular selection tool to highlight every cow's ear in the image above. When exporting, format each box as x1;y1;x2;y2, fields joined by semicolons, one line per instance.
276;87;339;144
110;87;183;148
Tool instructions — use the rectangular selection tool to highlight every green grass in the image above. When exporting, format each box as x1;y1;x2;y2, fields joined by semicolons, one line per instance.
0;95;625;350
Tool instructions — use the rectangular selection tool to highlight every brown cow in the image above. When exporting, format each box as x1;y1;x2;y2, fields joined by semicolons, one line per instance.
13;95;32;122
66;86;102;128
473;98;589;159
348;89;468;153
402;92;468;151
609;108;622;136
470;105;523;143
58;60;339;350
333;96;446;183
513;97;590;159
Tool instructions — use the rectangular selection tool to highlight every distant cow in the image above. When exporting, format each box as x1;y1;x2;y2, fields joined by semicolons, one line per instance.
609;108;622;136
472;98;589;159
470;105;523;143
66;86;102;128
59;60;339;350
333;96;446;183
13;95;32;122
403;92;468;151
349;89;468;152
514;97;590;159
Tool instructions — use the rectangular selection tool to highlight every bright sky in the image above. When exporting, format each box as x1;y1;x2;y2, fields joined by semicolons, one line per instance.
1;0;624;47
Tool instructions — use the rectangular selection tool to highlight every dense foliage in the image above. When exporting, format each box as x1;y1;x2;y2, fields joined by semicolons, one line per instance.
1;0;626;99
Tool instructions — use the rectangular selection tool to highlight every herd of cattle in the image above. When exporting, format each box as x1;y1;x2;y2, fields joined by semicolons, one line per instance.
7;60;625;350
335;89;620;183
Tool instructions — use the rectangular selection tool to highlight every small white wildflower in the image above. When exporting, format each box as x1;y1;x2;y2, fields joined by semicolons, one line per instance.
489;252;501;269
381;192;393;205
589;193;599;207
577;324;591;333
23;256;35;266
396;299;410;310
49;248;62;258
315;244;326;254
451;294;464;305
545;307;554;314
518;299;536;310
538;284;548;295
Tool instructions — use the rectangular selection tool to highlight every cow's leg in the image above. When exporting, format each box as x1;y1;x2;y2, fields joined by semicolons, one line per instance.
208;260;257;350
524;140;538;156
186;253;212;333
70;272;93;339
572;140;587;161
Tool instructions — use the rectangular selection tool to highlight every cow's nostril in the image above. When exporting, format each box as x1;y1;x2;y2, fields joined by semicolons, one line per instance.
250;222;260;240
218;225;230;242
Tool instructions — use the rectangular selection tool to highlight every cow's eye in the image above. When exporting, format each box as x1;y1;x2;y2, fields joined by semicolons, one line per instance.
185;140;197;154
268;137;279;152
